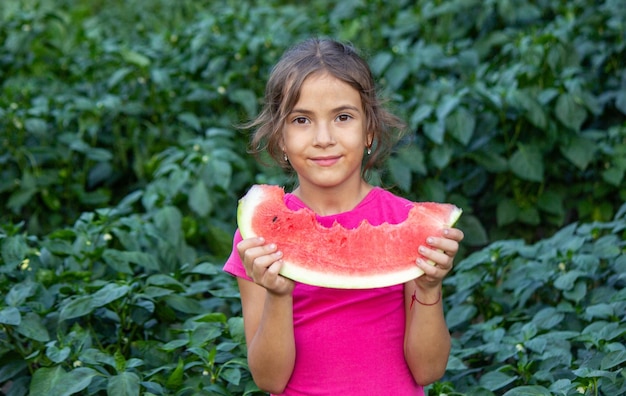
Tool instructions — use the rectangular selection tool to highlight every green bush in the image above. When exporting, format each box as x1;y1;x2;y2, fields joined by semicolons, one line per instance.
1;0;624;243
1;0;625;395
0;181;262;395
440;203;626;395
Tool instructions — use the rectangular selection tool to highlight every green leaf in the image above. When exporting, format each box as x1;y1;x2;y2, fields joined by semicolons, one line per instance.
178;112;201;131
469;150;509;173
531;307;564;330
206;158;233;190
518;206;541;225
388;156;411;191
16;312;50;342
509;144;544;182
228;89;258;118
496;199;519;226
59;295;95;321
30;366;97;396
446;106;475;145
91;283;130;308
24;118;47;136
584;303;614;320
114;349;127;373
456;214;489;246
436;95;461;120
423;120;446;144
397;145;427;175
509;89;547;129
410;104;433;127
555;92;587;131
164;294;205;314
0;359;28;382
0;307;22;326
554;270;585;291
430;144;453;169
120;49;151;67
592;235;621;259
479;371;517;391
446;304;477;329
369;51;393;75
537;190;564;217
563;280;587;303
188;180;211;217
190;323;223;347
601;350;626;370
572;367;618;381
161;339;189;351
146;274;185;291
227;317;246;344
6;280;38;307
560;135;597;170
107;67;133;89
385;59;410;90
616;90;626;115
1;236;28;267
46;344;71;364
108;371;141;396
220;367;242;386
502;385;552;396
165;357;185;390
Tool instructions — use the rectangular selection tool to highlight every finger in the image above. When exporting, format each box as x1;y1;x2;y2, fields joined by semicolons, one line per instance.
415;257;450;279
443;228;464;242
419;246;450;267
425;237;459;257
248;246;282;277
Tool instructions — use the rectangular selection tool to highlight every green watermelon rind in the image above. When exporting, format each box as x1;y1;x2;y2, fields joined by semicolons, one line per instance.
237;184;462;289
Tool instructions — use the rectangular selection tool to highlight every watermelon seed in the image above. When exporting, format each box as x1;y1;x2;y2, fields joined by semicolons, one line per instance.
272;216;278;222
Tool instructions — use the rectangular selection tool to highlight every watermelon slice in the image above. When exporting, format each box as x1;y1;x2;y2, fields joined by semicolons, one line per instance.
237;184;462;289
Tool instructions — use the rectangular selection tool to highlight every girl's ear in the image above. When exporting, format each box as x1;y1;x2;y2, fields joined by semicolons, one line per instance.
366;132;374;148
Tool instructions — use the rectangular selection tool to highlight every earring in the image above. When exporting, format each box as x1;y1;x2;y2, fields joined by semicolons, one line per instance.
283;152;288;162
367;147;372;155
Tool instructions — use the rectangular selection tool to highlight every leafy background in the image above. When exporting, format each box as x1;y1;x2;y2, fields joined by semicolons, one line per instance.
0;0;624;395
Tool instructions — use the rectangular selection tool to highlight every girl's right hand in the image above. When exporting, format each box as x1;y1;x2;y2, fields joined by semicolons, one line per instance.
237;237;295;295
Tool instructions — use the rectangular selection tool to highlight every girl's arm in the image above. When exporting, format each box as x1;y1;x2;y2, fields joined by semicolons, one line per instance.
237;237;296;393
403;228;464;385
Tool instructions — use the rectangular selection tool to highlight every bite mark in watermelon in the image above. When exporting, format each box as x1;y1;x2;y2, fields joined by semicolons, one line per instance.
237;184;462;289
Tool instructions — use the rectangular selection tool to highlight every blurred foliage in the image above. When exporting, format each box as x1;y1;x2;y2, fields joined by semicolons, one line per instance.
0;0;625;395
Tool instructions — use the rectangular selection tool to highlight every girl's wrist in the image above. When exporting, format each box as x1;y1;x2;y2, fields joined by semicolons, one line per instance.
410;290;441;308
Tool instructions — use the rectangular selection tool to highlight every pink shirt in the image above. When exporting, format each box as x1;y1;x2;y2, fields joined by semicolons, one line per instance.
223;187;424;395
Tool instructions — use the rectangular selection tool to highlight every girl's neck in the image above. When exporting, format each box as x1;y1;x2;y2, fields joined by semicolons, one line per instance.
292;180;373;216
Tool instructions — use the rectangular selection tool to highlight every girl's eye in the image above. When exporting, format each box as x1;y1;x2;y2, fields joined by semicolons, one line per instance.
336;114;352;122
293;117;309;124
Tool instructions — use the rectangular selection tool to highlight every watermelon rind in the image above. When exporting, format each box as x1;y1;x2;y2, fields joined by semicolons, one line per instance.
278;260;426;289
236;184;462;289
237;184;267;240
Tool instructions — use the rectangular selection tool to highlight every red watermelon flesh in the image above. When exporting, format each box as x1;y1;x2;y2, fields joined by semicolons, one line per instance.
237;184;462;289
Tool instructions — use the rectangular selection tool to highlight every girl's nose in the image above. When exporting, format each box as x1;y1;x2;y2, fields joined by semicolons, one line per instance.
313;123;335;146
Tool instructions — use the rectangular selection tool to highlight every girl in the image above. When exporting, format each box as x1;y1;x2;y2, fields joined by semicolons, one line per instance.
223;38;464;395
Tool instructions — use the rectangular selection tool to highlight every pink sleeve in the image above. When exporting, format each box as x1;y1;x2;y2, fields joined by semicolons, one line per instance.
222;229;253;281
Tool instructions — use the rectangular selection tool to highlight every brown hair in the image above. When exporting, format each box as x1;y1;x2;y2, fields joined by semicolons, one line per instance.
247;38;406;176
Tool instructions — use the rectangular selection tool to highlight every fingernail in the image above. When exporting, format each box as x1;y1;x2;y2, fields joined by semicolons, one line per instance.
443;229;449;235
419;246;426;253
426;237;434;244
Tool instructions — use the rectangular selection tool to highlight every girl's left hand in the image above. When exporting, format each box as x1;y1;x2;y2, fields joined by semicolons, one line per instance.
415;228;464;286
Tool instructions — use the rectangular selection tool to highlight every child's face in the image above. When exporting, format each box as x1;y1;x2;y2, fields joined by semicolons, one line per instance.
281;72;372;191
